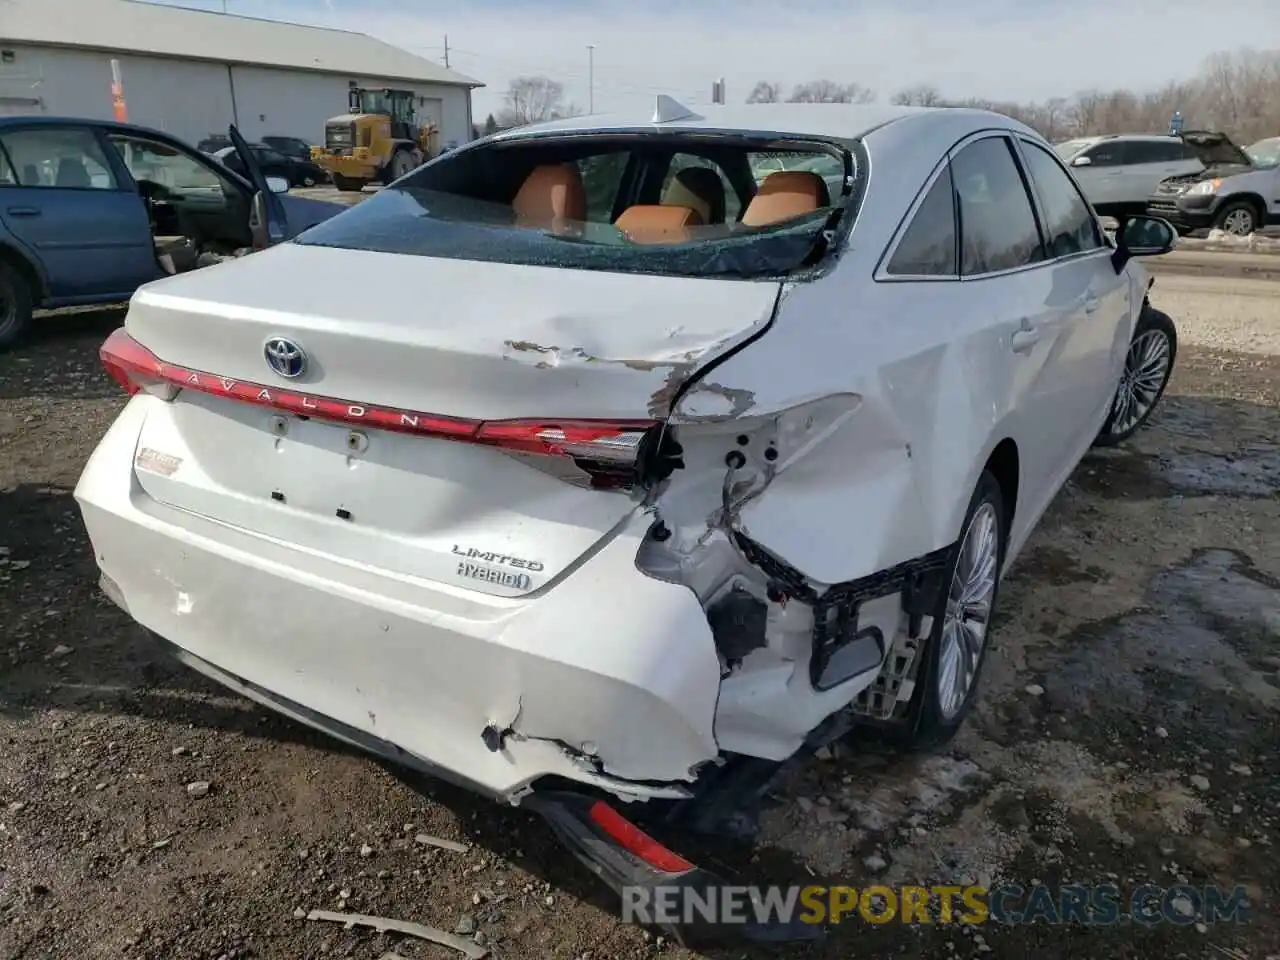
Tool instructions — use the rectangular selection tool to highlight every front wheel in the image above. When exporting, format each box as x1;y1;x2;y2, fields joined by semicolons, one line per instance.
1093;305;1177;447
0;260;35;352
895;470;1006;751
1213;200;1258;237
386;149;415;183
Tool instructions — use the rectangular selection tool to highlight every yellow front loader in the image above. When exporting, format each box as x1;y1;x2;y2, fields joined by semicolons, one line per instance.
312;87;440;192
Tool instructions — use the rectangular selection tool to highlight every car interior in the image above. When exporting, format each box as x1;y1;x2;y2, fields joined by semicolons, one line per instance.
107;134;255;274
403;137;845;245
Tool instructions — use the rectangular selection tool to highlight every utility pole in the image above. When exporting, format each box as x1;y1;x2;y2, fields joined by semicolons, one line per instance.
587;44;595;113
443;35;450;69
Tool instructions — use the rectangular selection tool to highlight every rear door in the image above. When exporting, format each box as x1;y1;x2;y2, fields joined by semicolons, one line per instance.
0;123;158;299
1073;140;1128;207
1123;140;1193;203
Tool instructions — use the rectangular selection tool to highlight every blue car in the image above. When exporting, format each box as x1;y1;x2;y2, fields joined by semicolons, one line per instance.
0;118;345;349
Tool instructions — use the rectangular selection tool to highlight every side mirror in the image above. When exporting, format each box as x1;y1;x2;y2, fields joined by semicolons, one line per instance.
1110;214;1176;273
266;176;290;195
1071;155;1093;167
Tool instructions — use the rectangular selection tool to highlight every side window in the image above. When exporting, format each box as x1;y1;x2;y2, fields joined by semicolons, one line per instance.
1153;141;1189;163
575;151;630;223
886;165;957;276
1020;141;1102;258
108;134;232;199
662;153;739;224
1080;142;1123;167
0;127;118;189
1126;141;1182;165
950;136;1045;276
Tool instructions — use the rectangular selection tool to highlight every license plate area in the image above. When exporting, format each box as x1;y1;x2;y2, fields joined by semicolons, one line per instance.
260;413;380;523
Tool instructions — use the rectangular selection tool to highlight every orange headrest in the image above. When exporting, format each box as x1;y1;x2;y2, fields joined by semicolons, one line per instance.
513;163;587;226
741;171;830;227
614;204;703;244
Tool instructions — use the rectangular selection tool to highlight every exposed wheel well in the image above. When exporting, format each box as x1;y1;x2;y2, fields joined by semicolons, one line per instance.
985;438;1019;528
1218;194;1266;222
0;243;43;303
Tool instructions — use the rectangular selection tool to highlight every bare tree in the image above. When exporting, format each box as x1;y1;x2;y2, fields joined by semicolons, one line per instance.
741;50;1280;142
747;81;783;104
890;84;944;107
787;80;876;104
498;76;577;127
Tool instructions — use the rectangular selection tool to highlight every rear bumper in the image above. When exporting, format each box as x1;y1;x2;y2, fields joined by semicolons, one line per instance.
75;398;723;803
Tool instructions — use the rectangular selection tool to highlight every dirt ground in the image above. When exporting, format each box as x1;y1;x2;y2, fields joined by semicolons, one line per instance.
1;268;1278;960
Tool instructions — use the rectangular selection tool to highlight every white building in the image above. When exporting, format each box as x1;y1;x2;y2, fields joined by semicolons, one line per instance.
0;0;482;150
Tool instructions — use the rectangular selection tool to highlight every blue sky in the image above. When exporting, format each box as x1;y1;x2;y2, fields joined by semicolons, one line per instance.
150;0;1280;120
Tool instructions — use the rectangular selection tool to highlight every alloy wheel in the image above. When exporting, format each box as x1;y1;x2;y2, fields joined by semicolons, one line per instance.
1221;207;1255;236
1109;329;1172;436
936;501;998;720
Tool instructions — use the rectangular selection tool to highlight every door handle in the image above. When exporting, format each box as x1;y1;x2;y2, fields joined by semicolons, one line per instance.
1011;321;1041;354
1084;293;1100;314
5;206;40;217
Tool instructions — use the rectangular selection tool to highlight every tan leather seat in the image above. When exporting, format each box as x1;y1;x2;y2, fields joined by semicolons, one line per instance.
512;164;587;231
741;171;830;227
614;204;702;244
661;167;727;225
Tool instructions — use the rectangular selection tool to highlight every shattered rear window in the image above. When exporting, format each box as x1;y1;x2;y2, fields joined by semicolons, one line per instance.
293;133;856;279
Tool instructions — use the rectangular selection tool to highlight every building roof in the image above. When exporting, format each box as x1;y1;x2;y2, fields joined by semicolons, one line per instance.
0;0;482;88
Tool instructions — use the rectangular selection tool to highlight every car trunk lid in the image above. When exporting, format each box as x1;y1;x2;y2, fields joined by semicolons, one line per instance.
115;242;781;596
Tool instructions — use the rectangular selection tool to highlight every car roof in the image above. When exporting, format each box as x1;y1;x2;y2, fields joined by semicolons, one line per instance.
488;102;1028;144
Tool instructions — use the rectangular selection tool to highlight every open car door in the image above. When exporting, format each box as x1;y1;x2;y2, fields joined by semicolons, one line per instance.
228;123;288;249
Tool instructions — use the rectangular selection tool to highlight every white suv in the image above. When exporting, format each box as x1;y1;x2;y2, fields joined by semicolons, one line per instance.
1055;134;1203;217
76;101;1179;908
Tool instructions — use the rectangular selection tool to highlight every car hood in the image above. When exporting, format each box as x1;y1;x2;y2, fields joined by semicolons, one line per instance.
279;194;345;238
1180;131;1253;168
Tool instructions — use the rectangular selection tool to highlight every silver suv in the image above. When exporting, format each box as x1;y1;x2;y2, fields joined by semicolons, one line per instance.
1054;134;1202;217
1146;132;1280;236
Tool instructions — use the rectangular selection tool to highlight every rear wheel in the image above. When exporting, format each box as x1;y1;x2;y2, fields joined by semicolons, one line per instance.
1213;200;1259;236
895;470;1006;751
333;174;365;193
0;260;35;352
1094;305;1177;447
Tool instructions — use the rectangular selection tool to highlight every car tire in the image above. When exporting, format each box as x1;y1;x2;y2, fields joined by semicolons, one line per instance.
893;469;1006;751
333;175;364;193
1213;199;1259;236
386;148;414;184
0;259;35;352
1093;305;1177;448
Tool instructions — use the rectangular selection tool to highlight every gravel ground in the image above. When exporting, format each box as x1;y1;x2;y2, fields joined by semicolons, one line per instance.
1;269;1278;960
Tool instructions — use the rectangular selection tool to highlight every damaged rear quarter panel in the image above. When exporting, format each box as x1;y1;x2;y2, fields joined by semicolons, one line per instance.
669;262;1020;588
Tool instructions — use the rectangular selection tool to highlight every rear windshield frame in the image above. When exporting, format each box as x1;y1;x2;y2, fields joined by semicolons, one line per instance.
292;129;866;282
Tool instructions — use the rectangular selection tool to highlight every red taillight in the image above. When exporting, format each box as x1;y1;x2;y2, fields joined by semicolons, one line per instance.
100;326;175;398
99;327;655;486
588;801;695;874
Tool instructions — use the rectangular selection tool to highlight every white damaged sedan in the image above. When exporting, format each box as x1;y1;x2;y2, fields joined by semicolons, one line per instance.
76;98;1178;907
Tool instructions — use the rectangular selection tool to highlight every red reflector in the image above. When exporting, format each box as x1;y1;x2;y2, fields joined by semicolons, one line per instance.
98;328;656;470
588;801;695;874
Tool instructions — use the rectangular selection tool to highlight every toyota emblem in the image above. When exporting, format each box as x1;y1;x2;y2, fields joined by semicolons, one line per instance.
264;337;306;379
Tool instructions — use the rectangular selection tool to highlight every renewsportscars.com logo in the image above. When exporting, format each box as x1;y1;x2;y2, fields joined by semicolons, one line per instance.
622;883;1252;927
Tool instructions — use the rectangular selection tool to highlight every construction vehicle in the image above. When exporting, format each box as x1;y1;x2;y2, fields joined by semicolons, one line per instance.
312;87;440;192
